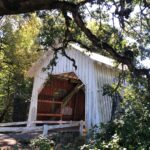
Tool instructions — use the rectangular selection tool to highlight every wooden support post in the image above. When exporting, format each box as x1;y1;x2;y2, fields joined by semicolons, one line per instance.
27;75;47;127
27;79;39;127
62;83;84;107
79;120;84;136
27;96;38;127
43;124;49;136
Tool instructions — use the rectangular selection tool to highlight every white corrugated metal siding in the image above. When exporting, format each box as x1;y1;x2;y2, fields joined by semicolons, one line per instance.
94;63;116;124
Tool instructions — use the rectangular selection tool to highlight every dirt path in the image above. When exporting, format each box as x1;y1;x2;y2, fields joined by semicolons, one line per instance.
0;132;40;149
0;134;17;149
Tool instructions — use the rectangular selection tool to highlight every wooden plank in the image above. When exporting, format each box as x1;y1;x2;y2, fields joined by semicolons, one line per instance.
0;126;43;133
79;120;84;136
47;122;80;130
0;121;85;133
0;120;84;126
35;120;66;124
37;113;62;117
35;120;82;124
0;120;85;127
52;73;79;82
62;83;84;107
43;122;81;136
38;100;62;104
43;124;49;136
0;121;27;127
73;94;78;120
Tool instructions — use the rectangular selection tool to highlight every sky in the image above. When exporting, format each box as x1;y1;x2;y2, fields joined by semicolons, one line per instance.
141;58;150;68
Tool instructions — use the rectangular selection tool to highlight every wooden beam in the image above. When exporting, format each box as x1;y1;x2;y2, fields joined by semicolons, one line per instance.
38;100;62;104
52;75;79;82
0;120;84;127
37;113;62;117
0;126;43;133
0;121;85;133
73;94;78;120
43;122;81;136
35;120;80;124
79;120;84;136
0;121;27;127
62;83;84;107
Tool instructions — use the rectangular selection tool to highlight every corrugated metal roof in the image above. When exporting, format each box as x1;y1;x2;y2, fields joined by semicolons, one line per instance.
70;44;114;67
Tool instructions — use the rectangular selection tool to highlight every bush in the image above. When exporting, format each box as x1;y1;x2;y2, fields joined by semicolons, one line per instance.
30;135;54;150
81;81;150;149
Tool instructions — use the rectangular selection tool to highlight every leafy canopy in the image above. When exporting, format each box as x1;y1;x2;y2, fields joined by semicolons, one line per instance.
0;14;41;122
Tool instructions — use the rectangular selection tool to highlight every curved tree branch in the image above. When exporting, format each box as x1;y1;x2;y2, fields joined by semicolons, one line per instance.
0;0;150;90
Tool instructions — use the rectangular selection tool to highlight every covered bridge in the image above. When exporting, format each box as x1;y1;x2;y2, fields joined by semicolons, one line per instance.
27;44;117;129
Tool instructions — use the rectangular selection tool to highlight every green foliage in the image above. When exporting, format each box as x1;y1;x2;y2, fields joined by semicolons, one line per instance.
30;135;54;150
0;14;41;122
38;9;150;146
82;75;150;149
38;11;81;49
0;1;149;148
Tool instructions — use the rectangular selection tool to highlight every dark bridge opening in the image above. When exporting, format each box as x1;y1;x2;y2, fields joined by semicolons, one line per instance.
37;72;85;121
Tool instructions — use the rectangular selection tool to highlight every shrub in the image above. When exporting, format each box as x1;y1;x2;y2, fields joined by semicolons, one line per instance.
81;81;150;149
30;135;54;150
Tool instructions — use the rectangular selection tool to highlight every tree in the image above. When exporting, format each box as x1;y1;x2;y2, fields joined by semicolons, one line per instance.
0;14;41;122
0;0;149;91
0;0;150;148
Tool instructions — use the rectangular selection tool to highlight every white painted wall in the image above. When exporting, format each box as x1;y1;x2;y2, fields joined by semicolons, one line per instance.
94;63;116;124
27;45;117;128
